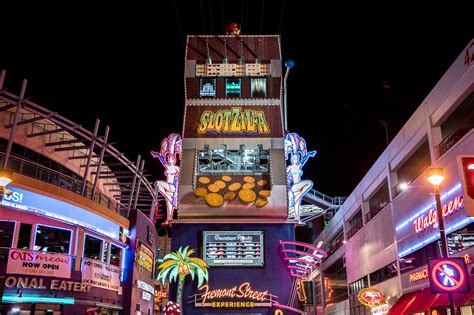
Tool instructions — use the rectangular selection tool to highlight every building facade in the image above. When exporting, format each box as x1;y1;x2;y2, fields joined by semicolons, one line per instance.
0;76;160;315
314;39;474;314
168;32;298;314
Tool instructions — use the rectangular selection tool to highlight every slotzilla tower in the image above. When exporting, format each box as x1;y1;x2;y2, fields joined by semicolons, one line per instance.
172;28;296;314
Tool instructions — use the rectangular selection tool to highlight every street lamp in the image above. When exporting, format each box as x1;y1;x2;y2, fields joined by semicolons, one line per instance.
0;169;12;199
426;167;455;315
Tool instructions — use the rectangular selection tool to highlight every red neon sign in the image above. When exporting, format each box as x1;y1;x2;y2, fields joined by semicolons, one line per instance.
413;195;464;233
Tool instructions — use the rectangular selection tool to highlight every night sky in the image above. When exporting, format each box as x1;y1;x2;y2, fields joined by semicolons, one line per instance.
1;2;472;198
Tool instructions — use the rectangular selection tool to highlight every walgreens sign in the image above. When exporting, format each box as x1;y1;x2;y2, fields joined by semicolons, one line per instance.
413;196;464;233
7;249;72;279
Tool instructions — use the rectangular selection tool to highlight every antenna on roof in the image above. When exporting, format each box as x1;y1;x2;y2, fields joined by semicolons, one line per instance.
206;39;212;65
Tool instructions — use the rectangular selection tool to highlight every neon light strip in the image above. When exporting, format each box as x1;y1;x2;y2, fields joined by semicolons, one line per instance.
398;217;474;258
288;265;311;274
395;183;462;231
279;241;328;257
284;257;317;269
272;302;305;314
2;295;75;304
281;249;322;262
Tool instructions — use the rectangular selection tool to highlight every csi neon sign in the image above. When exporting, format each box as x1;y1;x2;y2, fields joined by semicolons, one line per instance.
197;107;270;135
413;195;464;233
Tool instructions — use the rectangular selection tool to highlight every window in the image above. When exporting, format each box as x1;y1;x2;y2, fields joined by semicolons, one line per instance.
84;234;103;261
394;139;431;196
110;244;122;267
225;78;241;97
346;209;363;240
34;225;71;254
200;78;216;97
369;261;398;285
399;241;441;273
366;180;390;222
251;78;266;97
439;91;474;156
0;221;15;247
17;223;32;249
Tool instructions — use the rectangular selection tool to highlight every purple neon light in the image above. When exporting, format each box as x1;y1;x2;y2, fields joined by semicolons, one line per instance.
284;257;317;269
281;249;322;262
288;265;311;274
279;240;328;257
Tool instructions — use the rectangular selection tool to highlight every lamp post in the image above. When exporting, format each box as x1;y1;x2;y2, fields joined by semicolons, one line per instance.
426;167;456;315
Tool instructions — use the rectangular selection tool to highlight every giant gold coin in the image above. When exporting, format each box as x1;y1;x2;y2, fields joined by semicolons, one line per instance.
239;189;257;204
223;191;236;201
206;193;224;207
243;176;255;183
228;182;242;191
255;198;268;208
222;175;232;182
193;187;208;198
208;184;220;193
242;182;255;190
199;177;211;184
257;179;267;186
214;180;226;189
259;190;271;199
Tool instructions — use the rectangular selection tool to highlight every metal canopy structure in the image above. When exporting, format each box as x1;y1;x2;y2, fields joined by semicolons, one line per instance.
298;189;347;223
0;69;161;220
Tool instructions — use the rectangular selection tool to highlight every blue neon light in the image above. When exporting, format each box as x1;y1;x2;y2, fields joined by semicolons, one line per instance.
2;186;120;240
2;295;75;304
398;217;474;258
395;183;462;231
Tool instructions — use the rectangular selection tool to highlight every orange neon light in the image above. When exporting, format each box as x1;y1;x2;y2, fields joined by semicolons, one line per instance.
296;278;307;302
409;268;428;282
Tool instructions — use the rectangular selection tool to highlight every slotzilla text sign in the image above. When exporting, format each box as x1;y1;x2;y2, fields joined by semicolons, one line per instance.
202;231;264;266
81;257;121;291
7;249;72;279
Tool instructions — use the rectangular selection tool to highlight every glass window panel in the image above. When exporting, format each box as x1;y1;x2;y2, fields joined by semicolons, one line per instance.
17;223;32;249
0;221;15;247
34;225;71;254
110;244;122;267
84;235;103;261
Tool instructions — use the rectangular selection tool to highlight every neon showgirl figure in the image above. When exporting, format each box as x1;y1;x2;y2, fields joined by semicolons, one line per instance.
151;133;182;226
285;133;316;224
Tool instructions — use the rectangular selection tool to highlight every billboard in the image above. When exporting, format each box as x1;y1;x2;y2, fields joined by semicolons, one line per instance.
7;249;72;279
183;105;283;138
202;231;264;266
81;257;121;291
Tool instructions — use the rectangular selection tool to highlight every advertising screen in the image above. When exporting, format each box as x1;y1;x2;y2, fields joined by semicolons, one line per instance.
202;231;264;266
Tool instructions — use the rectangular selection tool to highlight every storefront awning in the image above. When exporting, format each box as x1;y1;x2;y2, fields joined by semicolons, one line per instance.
389;277;474;314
